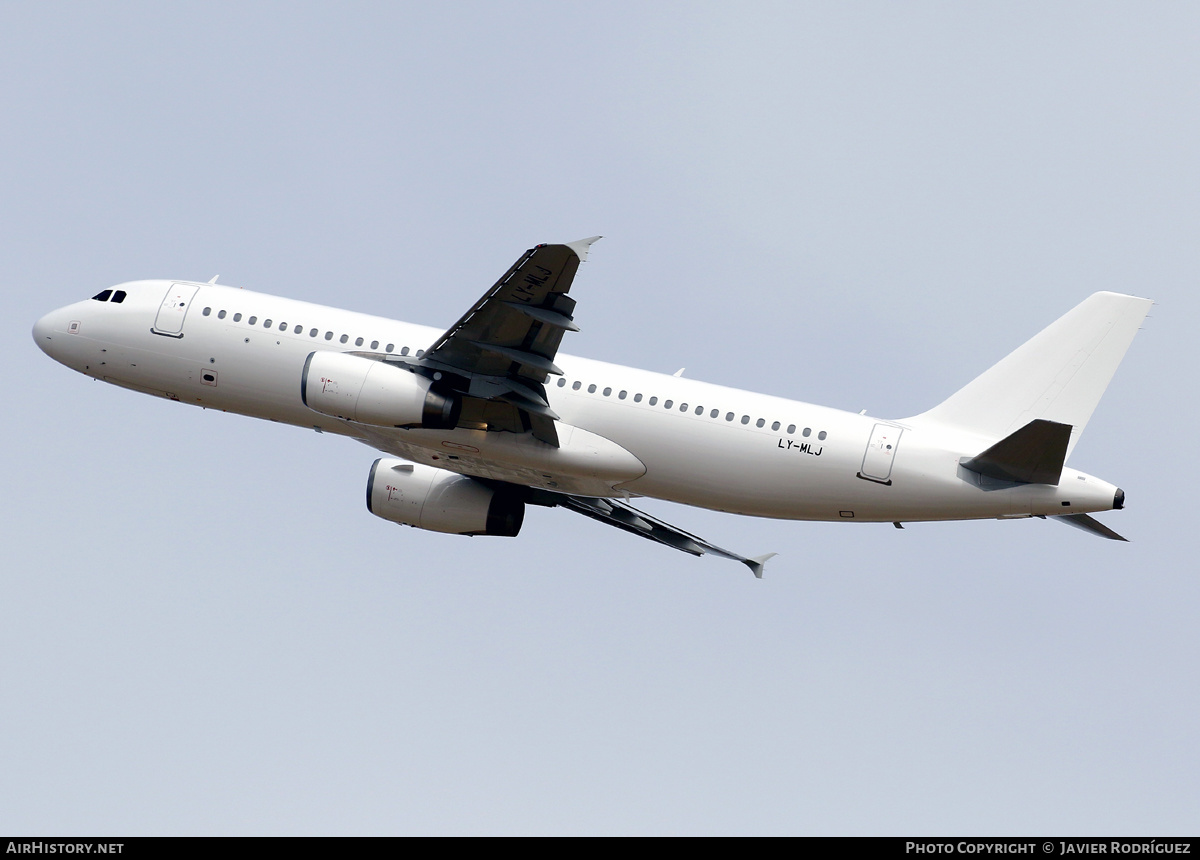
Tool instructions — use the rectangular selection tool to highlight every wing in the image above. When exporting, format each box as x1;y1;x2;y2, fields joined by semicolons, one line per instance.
413;237;600;446
540;493;776;578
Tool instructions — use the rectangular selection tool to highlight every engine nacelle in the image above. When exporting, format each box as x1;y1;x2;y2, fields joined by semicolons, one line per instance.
366;458;524;536
302;351;460;428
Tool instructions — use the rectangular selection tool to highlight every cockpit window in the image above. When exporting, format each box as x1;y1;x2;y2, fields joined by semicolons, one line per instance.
92;290;112;302
111;290;127;303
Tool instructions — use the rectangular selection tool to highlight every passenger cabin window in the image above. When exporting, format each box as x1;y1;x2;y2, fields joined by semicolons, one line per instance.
264;319;272;328
371;340;379;350
309;328;318;337
294;325;302;334
92;290;112;302
818;431;827;441
248;316;257;325
386;344;394;353
202;307;211;316
787;425;796;434
218;310;227;319
588;384;597;394
400;346;410;355
634;394;642;402
356;337;364;346
557;378;567;387
339;334;349;344
233;313;242;322
603;387;611;396
324;331;333;340
572;381;582;390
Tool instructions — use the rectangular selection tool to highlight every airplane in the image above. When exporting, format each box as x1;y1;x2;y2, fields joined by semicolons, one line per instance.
32;237;1151;577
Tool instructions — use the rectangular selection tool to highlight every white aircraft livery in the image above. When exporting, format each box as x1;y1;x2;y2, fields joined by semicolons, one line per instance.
33;238;1151;576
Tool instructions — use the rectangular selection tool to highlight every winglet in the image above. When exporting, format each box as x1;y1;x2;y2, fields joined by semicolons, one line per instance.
744;552;778;579
564;235;602;262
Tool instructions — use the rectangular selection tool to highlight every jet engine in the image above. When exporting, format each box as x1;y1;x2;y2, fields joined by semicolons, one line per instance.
302;351;460;428
366;458;524;536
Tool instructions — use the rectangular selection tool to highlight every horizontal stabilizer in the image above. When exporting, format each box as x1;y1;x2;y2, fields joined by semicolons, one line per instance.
960;419;1071;485
1053;513;1128;542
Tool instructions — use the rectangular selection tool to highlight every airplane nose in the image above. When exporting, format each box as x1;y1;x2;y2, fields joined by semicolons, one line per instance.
32;307;72;361
32;311;55;353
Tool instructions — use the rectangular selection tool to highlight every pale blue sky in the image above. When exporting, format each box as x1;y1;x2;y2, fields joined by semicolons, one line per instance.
2;2;1196;834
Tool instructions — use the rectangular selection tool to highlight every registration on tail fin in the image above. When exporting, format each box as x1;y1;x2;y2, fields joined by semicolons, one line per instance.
907;292;1152;455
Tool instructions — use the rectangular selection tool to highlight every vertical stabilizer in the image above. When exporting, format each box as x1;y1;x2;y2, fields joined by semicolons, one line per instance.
906;292;1151;455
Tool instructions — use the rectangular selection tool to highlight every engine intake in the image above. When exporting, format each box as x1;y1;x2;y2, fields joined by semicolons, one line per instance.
366;458;524;537
302;351;460;428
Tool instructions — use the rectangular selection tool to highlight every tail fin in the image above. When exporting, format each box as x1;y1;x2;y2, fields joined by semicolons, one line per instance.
906;292;1152;456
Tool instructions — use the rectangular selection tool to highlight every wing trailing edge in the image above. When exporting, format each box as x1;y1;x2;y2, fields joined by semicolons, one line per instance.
414;239;599;446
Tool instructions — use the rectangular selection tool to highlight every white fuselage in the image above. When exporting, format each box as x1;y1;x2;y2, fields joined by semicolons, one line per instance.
33;280;1122;524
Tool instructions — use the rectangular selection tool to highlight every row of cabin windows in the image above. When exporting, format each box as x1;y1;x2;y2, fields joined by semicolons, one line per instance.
91;290;127;303
201;306;426;357
199;304;821;437
555;376;827;439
